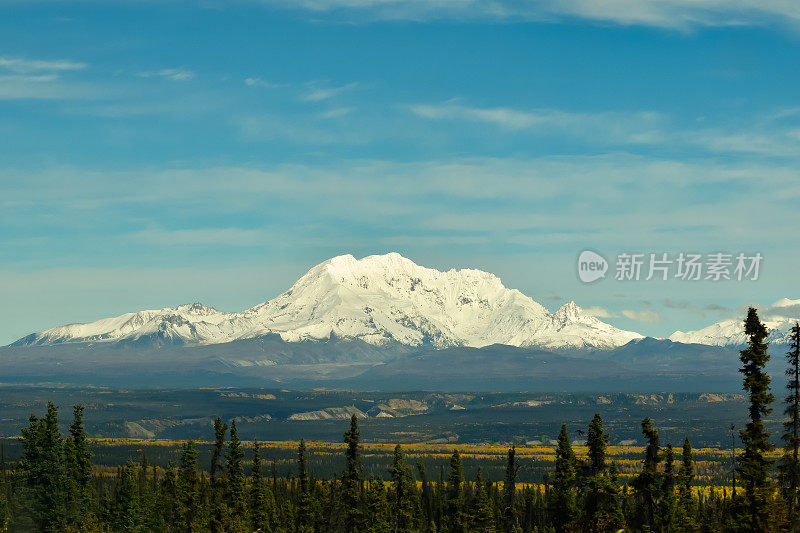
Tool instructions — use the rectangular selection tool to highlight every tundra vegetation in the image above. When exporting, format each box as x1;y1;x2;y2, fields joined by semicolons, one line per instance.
0;309;799;532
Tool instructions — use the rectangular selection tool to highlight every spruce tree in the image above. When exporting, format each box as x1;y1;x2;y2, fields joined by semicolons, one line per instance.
0;443;8;531
210;416;228;533
177;440;200;531
446;449;465;533
364;476;391;533
20;402;66;532
549;424;577;533
112;458;140;532
64;404;93;526
675;438;697;532
342;414;363;532
780;321;800;526
501;445;519;533
250;440;267;532
297;437;313;530
469;469;496;533
582;414;623;533
659;443;676;531
737;307;776;531
634;417;661;530
390;444;417;533
225;420;247;530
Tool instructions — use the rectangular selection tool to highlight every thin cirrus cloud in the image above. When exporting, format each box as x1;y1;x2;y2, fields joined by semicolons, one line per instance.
301;82;359;102
582;306;617;318
410;101;800;156
244;77;282;88
0;56;92;100
410;101;666;144
622;309;662;323
262;0;800;29
0;57;87;73
137;68;195;81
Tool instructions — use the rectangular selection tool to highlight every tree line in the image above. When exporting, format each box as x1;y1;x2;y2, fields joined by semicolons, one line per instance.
0;307;798;532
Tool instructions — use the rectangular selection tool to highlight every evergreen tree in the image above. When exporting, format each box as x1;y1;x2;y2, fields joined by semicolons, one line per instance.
582;414;623;533
587;414;607;475
780;321;800;526
20;402;66;532
159;460;179;530
342;414;363;532
501;445;519;533
297;437;313;530
390;444;417;533
417;461;434;527
659;443;676;531
210;416;228;533
549;424;577;533
0;443;9;532
446;449;465;533
177;440;200;532
64;404;94;526
737;307;776;531
250;440;267;532
364;476;391;533
675;438;697;532
634;417;662;530
469;469;496;533
111;458;139;532
225;420;247;531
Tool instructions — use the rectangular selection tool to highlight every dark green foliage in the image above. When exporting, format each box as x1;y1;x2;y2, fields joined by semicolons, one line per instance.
296;437;313;530
548;424;577;533
501;445;519;532
780;321;800;527
64;404;94;526
660;443;676;531
582;414;623;533
177;440;200;531
633;417;661;530
737;307;777;532
342;414;363;532
225;420;247;531
19;401;66;532
446;449;465;533
675;438;697;532
209;416;228;533
390;444;418;532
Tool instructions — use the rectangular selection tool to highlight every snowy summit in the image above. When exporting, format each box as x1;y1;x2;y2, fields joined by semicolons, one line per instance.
12;253;643;350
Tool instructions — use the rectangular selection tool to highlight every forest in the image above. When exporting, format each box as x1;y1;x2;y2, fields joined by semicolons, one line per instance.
0;308;798;532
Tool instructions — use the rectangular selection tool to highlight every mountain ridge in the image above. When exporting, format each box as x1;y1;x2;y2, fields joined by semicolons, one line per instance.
11;252;642;351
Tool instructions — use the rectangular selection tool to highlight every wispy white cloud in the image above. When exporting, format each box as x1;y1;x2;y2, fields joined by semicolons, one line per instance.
0;56;87;73
411;101;800;156
138;68;195;81
622;309;661;323
129;226;270;246
410;101;666;144
244;77;282;88
318;107;353;119
583;306;617;318
261;0;800;29
301;81;358;102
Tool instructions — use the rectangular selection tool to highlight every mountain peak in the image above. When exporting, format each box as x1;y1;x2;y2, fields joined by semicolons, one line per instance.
11;253;643;351
554;301;580;322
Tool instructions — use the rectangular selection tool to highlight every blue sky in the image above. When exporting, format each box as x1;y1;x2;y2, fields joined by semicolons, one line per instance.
1;0;799;344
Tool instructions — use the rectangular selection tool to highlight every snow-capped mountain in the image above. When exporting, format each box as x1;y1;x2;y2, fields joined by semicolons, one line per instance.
12;253;643;350
669;298;800;347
